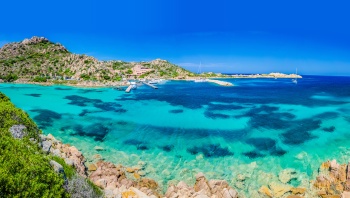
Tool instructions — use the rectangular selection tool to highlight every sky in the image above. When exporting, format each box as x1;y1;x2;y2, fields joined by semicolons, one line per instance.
1;0;350;75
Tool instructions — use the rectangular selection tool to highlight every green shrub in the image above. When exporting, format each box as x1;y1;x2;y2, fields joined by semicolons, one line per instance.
103;75;111;80
0;95;40;139
80;74;90;80
49;156;76;179
114;76;122;81
33;76;48;82
1;74;18;82
0;93;68;197
0;133;68;197
126;69;133;74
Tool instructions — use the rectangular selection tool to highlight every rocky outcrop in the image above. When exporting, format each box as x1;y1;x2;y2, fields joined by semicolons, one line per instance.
313;160;350;197
88;160;162;198
165;172;238;198
39;134;86;177
22;36;49;45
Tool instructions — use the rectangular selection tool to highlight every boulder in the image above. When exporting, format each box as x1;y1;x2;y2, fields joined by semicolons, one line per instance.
346;163;350;191
259;185;273;197
42;140;52;153
134;172;141;179
194;173;211;196
126;167;135;173
64;158;74;166
50;160;64;174
269;182;292;197
222;188;238;198
9;125;27;139
51;148;61;157
95;179;107;189
342;191;350;198
47;133;55;140
291;187;306;195
88;164;97;171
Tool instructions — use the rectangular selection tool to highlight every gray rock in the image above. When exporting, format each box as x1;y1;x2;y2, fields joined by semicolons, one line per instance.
9;125;27;139
39;134;47;141
51;148;61;157
50;160;64;174
42;140;52;153
64;158;74;166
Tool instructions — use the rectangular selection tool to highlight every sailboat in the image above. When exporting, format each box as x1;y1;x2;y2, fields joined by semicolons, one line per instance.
194;62;207;82
292;68;298;84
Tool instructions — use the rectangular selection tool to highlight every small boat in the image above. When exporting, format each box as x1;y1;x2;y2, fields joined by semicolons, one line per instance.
130;82;137;89
148;79;159;84
194;62;207;82
194;78;207;83
148;79;165;84
292;68;298;84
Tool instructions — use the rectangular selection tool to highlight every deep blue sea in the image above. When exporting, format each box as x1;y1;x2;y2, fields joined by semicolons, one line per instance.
1;76;350;195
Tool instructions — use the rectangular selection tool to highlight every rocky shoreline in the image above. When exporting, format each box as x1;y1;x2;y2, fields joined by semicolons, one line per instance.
37;133;350;198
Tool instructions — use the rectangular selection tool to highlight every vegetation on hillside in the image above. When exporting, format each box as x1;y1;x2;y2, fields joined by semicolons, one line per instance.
0;36;195;82
0;92;102;197
0;92;68;197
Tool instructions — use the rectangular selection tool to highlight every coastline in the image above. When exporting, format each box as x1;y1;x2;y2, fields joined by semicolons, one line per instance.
42;132;350;198
1;73;302;88
2;79;350;198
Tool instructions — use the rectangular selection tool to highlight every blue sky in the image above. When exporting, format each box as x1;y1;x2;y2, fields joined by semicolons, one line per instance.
1;0;350;75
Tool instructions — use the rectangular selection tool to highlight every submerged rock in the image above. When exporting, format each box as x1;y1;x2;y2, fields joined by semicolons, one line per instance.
259;185;273;197
278;168;297;184
94;146;105;151
269;182;292;197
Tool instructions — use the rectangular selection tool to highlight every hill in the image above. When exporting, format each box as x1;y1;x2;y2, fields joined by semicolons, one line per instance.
0;36;195;83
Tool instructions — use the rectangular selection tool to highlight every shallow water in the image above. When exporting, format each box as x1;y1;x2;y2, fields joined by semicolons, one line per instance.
1;76;350;195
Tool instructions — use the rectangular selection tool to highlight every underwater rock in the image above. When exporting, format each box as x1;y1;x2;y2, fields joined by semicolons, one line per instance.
94;146;105;151
291;187;306;195
259;185;273;197
166;173;238;198
278;169;297;184
269;182;292;197
295;151;308;160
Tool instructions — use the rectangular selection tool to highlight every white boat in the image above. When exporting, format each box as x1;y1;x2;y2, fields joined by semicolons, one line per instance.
194;78;207;82
292;68;298;84
148;79;166;84
194;62;207;82
130;81;137;89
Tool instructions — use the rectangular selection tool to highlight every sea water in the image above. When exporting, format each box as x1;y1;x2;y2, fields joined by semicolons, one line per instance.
1;76;350;195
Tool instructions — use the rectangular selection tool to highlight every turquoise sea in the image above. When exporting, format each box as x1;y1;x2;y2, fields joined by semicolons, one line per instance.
1;76;350;195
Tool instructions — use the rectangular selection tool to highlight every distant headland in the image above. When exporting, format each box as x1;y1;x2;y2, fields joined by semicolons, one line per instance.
0;36;301;87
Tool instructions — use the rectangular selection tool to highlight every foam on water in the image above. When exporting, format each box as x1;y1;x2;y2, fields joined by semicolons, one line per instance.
1;76;350;195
